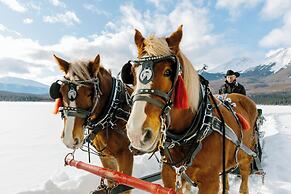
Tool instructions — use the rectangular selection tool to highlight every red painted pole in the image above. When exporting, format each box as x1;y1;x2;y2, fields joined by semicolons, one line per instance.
65;159;176;194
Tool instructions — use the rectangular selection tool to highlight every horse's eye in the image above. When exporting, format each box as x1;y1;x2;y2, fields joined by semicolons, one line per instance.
164;69;172;77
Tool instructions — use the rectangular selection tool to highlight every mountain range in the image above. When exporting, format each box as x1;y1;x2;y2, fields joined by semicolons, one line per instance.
0;76;49;94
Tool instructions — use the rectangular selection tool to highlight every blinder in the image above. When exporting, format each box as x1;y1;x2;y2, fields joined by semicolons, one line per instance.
121;61;134;85
49;80;79;101
121;55;181;85
50;77;101;119
49;81;62;100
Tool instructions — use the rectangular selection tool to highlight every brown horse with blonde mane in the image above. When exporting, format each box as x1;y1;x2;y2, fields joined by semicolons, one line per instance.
122;26;263;194
50;54;133;193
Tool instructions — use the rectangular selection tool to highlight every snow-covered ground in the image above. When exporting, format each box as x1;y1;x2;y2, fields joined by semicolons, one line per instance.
1;102;291;194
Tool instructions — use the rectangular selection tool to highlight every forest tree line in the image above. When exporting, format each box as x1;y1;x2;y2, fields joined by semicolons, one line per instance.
1;91;291;105
249;92;291;105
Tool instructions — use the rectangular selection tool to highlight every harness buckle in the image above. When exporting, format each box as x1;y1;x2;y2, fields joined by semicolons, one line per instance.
163;105;172;115
168;140;180;149
174;165;187;191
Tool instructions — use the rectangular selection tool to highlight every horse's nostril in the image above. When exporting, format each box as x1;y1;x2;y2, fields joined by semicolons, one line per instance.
142;128;153;142
73;138;79;145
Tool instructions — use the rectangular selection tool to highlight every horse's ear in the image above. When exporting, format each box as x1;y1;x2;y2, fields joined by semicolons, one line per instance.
54;54;70;73
89;54;101;77
166;25;183;53
134;29;145;52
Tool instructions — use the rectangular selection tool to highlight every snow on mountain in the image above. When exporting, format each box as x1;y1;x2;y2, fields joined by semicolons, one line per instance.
208;48;291;75
0;76;49;94
208;57;257;73
262;48;291;73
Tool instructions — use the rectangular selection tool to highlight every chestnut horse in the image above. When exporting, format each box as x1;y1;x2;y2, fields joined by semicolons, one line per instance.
122;26;263;194
50;54;133;193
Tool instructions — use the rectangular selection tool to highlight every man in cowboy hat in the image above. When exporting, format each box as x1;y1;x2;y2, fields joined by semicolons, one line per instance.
219;69;246;95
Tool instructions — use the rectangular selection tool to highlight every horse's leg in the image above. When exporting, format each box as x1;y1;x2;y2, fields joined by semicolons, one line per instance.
116;151;133;173
198;176;220;194
115;149;133;175
115;150;133;194
99;156;118;188
239;160;251;194
161;164;176;189
222;173;230;194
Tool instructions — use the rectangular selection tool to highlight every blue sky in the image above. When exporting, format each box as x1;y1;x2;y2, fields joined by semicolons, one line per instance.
0;0;290;85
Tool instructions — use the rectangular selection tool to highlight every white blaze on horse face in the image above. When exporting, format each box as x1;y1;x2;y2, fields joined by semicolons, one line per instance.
62;100;77;149
127;65;150;148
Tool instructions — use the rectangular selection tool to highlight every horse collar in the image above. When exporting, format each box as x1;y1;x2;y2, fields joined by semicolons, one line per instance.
84;78;131;142
160;80;213;167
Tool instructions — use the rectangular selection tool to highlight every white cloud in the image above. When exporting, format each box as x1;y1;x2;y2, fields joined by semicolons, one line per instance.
49;0;65;7
0;24;7;31
259;0;291;48
261;0;291;20
260;10;291;48
0;0;26;12
146;0;170;7
0;34;56;83
23;18;33;24
0;23;21;36
29;2;41;11
114;1;218;66
83;4;110;17
216;0;261;18
43;11;80;26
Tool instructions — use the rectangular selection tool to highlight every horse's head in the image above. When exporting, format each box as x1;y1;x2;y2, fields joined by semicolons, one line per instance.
123;26;199;153
51;54;103;149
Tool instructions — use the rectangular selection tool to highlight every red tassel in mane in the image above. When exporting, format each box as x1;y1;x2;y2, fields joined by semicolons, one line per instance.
236;112;250;130
53;98;62;114
174;75;189;109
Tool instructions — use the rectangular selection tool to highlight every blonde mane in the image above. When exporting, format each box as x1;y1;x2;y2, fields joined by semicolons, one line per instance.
143;35;200;112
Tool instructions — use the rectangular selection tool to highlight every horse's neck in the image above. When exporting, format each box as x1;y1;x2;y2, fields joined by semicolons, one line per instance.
93;68;113;118
170;109;197;133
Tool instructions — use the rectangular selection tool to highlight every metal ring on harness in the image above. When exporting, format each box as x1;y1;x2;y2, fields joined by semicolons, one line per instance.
64;151;75;166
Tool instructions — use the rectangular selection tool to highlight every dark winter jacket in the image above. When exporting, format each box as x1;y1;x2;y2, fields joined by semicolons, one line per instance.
219;81;246;95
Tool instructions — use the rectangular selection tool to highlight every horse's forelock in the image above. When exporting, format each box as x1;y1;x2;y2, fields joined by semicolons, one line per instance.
66;60;92;82
143;36;172;57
